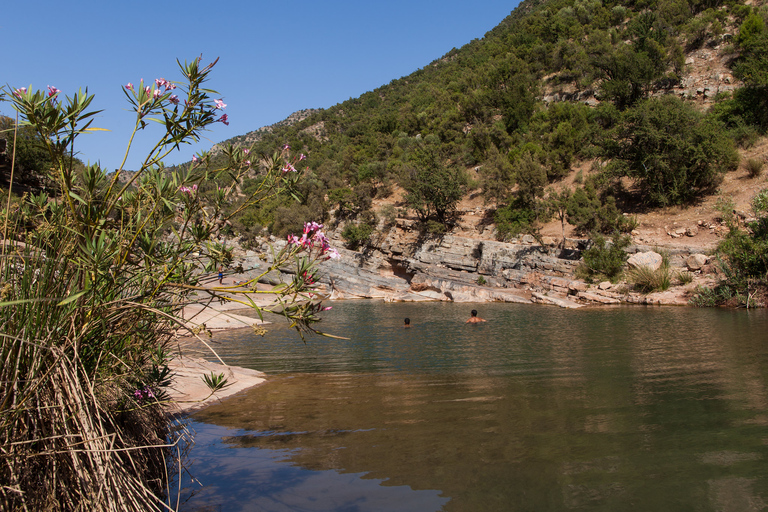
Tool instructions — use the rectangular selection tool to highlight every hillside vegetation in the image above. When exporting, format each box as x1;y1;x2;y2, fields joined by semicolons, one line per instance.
207;0;768;304
4;0;768;305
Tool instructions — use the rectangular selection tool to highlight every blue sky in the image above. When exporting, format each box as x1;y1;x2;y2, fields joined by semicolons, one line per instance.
3;1;519;171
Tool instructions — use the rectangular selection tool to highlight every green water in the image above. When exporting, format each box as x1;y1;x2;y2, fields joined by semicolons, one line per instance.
183;302;768;511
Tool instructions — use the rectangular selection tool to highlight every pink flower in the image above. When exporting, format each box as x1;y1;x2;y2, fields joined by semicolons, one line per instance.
153;88;162;99
125;83;134;91
179;184;198;196
243;148;250;155
282;163;296;173
165;82;177;91
283;144;290;150
144;86;151;96
322;306;333;311
218;114;229;126
169;95;179;105
155;78;168;88
214;99;227;109
192;155;199;163
245;160;251;166
300;153;307;161
13;87;27;98
47;85;60;97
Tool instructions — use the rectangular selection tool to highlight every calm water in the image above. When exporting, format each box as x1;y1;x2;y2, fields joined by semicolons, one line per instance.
180;302;768;512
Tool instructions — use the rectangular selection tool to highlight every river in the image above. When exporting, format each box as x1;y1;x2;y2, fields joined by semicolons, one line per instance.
178;301;768;511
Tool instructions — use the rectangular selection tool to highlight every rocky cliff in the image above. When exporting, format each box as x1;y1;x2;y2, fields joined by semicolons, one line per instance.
231;216;717;309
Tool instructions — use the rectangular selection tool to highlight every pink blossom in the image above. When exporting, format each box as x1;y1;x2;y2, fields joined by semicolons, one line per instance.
155;78;168;88
47;85;60;97
300;153;307;161
125;83;134;91
243;148;250;155
214;99;227;109
322;306;333;311
179;184;198;196
164;82;177;91
218;114;229;126
13;87;27;98
245;160;251;166
145;86;152;96
192;155;199;163
169;95;180;105
153;88;162;99
283;144;290;150
282;163;297;173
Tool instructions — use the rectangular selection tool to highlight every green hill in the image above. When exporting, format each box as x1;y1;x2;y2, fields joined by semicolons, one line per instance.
208;0;767;245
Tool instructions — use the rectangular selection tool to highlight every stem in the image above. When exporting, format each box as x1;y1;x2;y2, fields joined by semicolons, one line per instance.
3;111;19;243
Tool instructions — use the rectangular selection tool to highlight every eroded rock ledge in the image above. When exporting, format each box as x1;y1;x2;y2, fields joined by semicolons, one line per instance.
233;224;715;309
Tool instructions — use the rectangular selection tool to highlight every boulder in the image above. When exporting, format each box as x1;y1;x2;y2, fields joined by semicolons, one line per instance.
627;251;663;271
686;253;709;271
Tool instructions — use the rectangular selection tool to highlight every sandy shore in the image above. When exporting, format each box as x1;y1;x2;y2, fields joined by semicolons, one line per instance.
167;280;280;413
166;355;266;413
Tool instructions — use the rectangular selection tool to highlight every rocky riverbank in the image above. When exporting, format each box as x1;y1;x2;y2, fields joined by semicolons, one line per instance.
229;222;718;309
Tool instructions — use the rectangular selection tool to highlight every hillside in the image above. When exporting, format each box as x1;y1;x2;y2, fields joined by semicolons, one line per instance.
190;0;768;305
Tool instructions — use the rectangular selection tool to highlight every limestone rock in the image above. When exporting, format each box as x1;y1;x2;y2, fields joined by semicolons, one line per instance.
686;253;709;271
577;291;621;304
598;281;612;290
627;251;663;271
568;280;589;293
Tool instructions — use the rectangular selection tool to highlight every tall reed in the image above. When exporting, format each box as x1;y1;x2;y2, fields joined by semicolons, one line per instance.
0;58;333;511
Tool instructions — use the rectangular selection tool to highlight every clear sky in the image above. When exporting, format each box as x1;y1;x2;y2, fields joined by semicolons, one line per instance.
3;1;519;172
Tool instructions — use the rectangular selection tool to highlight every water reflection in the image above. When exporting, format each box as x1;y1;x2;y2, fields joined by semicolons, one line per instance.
186;303;768;511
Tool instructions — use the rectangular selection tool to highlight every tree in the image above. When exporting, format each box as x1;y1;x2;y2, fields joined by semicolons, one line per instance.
404;142;465;224
548;186;572;246
566;180;625;235
604;95;738;206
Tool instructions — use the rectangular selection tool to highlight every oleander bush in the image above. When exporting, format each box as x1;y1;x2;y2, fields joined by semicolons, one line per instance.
0;58;335;511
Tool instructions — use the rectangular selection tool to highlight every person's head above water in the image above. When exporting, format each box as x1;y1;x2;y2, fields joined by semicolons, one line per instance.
404;317;410;325
471;310;478;317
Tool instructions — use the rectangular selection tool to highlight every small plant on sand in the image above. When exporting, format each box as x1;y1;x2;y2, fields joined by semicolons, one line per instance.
0;58;336;511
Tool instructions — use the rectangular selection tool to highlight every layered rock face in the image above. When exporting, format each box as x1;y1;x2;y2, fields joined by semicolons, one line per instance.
234;222;714;309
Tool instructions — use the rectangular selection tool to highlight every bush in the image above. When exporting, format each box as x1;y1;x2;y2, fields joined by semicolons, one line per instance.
604;95;739;206
342;222;375;250
566;181;629;235
494;197;541;240
746;158;764;178
627;265;672;292
577;232;631;282
677;270;694;284
1;61;333;511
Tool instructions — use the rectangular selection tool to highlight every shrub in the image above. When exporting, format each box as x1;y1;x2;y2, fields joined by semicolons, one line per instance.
627;265;672;292
566;181;629;235
604;95;739;206
0;60;334;511
342;222;375;250
494;197;542;240
745;157;764;178
379;204;397;226
677;270;694;284
578;232;631;282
